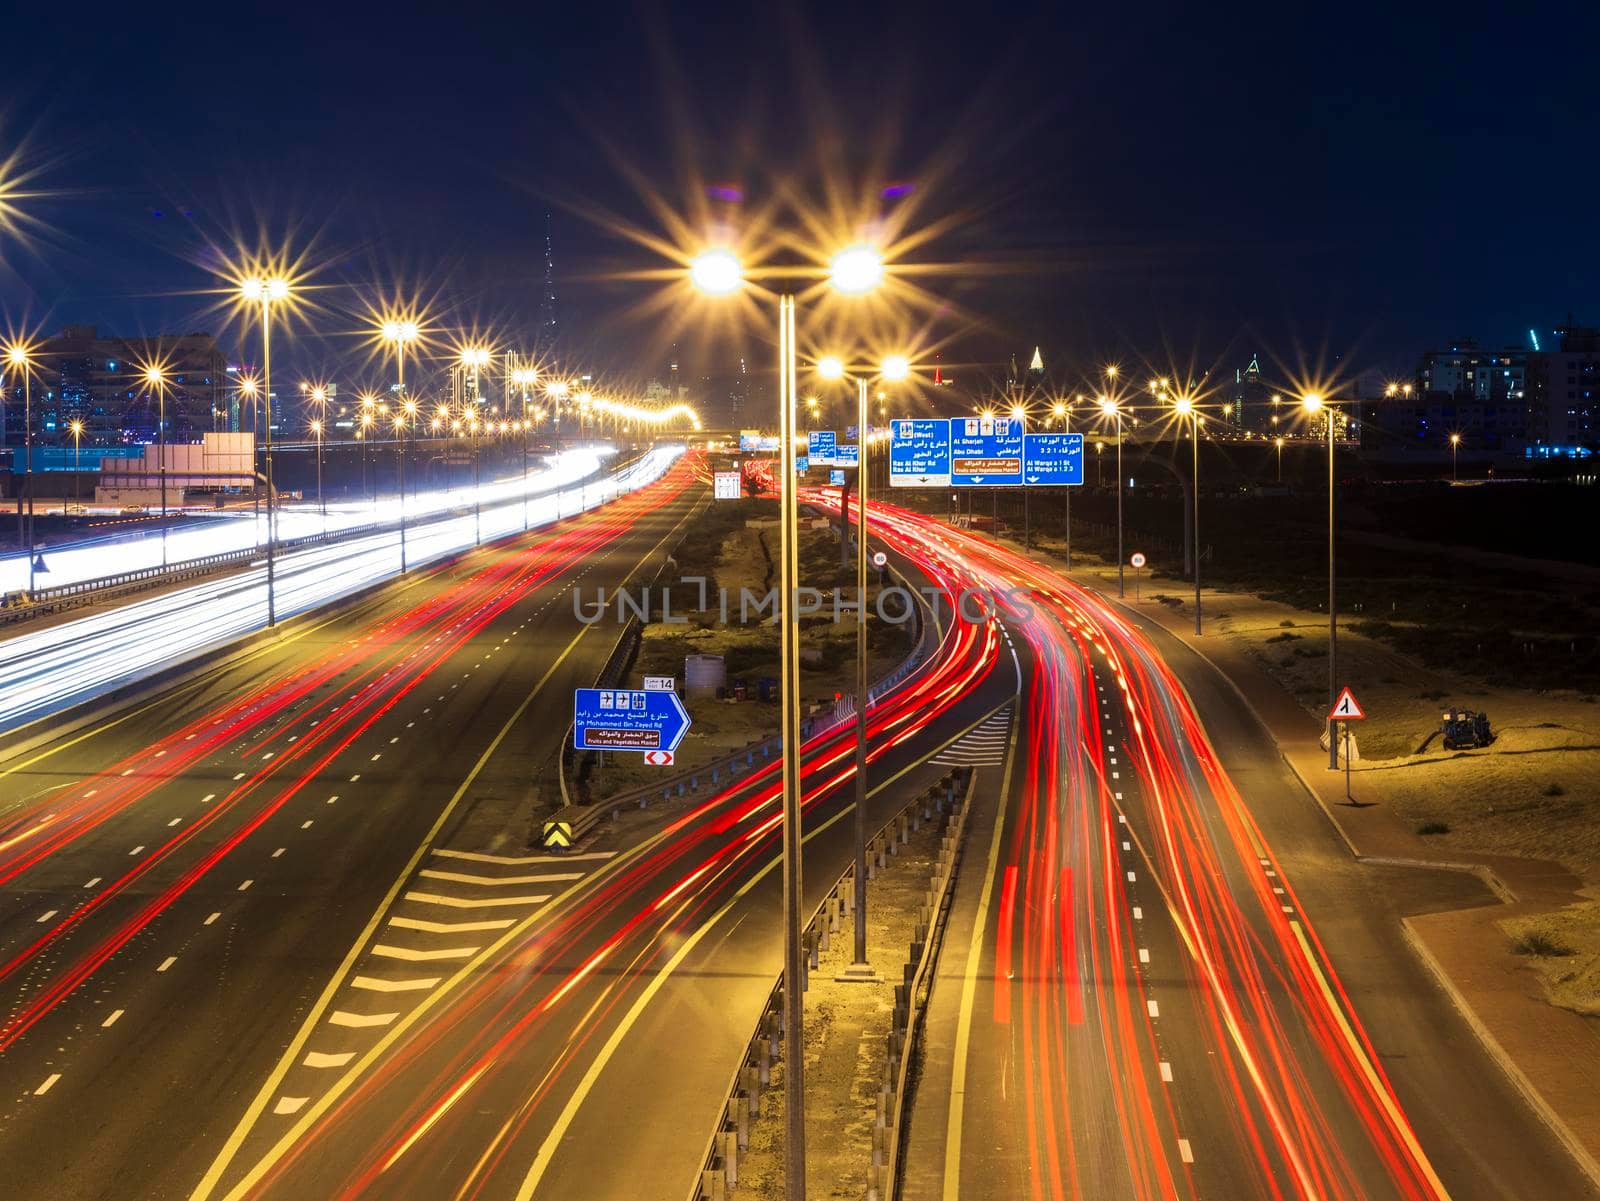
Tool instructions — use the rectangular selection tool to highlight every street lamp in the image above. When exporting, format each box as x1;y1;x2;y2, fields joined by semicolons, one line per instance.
1450;432;1461;482
143;365;172;567
1274;435;1285;483
383;318;420;571
1173;393;1202;634
690;240;888;1201
240;276;290;626
1100;394;1125;596
815;349;908;983
461;348;491;544
1304;393;1339;771
309;418;326;528
5;343;36;593
68;420;84;510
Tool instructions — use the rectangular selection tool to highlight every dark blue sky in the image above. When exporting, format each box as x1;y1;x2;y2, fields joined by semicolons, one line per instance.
1;0;1594;390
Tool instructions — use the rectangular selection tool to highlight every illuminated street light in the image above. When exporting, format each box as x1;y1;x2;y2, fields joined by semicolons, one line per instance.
829;244;884;296
68;419;84;509
1173;393;1201;633
688;248;743;296
816;355;845;381
1100;395;1126;596
1450;432;1461;482
142;364;172;565
1302;390;1339;771
239;275;291;626
880;354;910;382
4;342;38;592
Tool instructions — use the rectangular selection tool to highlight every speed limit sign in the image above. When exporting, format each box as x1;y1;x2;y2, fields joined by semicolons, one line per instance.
872;551;887;568
1130;552;1147;569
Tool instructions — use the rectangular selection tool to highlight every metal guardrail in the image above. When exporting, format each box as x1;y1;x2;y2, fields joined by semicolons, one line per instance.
687;766;973;1201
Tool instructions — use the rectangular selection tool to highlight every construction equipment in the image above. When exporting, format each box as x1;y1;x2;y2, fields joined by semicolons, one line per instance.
1440;708;1492;750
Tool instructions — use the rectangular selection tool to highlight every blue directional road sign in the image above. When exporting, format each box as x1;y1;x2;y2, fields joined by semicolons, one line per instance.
1023;432;1085;486
795;454;810;474
833;444;859;467
829;469;845;486
574;687;692;752
889;419;952;488
950;416;1025;486
807;430;837;466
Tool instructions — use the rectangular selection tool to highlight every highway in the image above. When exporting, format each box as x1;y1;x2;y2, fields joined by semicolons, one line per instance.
881;506;1599;1201
0;457;703;1201
0;467;1593;1201
0;447;680;732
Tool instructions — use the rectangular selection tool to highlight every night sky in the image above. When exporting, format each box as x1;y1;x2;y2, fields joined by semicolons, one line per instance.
1;0;1595;391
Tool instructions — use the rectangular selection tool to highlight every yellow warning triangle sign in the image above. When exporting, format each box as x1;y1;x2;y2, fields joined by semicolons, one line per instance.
1329;687;1365;720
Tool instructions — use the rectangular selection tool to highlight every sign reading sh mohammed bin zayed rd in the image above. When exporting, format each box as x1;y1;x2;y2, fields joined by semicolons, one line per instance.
573;688;691;752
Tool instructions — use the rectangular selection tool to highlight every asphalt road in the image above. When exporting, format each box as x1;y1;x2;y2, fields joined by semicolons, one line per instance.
895;511;1600;1201
0;463;702;1201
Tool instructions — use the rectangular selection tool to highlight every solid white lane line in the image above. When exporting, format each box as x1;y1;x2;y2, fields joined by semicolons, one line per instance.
351;976;439;993
390;916;515;934
401;891;550;909
157;956;177;972
329;1010;399;1029
35;1074;61;1095
303;1051;355;1069
103;1009;124;1028
430;848;614;865
418;869;581;886
370;944;479;962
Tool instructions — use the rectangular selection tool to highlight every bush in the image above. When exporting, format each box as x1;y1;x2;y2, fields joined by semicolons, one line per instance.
1513;931;1574;958
1416;820;1451;836
1266;632;1301;644
1279;619;1296;628
1543;782;1567;798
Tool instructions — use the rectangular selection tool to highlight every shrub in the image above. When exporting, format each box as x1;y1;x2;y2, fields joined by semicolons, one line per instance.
1543;782;1567;798
1416;821;1451;836
1513;931;1574;958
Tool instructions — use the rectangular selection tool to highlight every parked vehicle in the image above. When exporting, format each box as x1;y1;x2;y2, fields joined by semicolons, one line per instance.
1440;708;1492;750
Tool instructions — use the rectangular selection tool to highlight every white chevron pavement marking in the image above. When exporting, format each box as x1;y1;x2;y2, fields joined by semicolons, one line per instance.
430;848;615;865
302;1051;355;1069
370;943;479;962
351;975;440;993
417;869;582;886
329;1010;399;1029
272;1096;308;1116
389;915;515;934
402;890;550;909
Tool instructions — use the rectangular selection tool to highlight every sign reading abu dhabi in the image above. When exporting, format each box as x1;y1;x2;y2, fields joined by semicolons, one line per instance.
950;416;1024;486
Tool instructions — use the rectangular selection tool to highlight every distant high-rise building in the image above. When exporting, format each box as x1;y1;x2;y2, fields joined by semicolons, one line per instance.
1226;353;1274;431
539;211;557;352
1526;321;1600;456
0;326;230;447
1360;337;1528;458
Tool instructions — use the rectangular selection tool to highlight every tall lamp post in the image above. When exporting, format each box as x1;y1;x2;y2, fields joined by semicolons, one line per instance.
1173;393;1202;634
1450;432;1461;482
143;366;171;567
241;277;289;627
69;420;84;511
1099;393;1125;596
688;239;887;1201
1304;393;1339;771
6;345;35;593
816;343;906;978
383;320;419;570
309;418;325;531
461;348;491;545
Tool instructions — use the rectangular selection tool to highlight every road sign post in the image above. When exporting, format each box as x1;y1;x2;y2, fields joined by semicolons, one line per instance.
1328;687;1365;804
1130;551;1147;601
